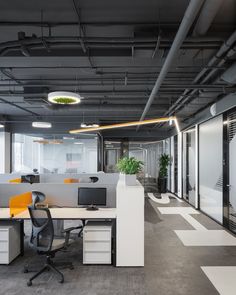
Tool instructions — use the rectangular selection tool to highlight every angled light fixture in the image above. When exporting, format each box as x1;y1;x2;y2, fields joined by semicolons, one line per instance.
48;91;82;105
32;122;52;128
0;123;4;128
70;116;180;134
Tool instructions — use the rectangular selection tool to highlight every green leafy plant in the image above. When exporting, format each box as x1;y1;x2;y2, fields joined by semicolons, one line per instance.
53;97;77;104
159;153;171;178
117;157;143;175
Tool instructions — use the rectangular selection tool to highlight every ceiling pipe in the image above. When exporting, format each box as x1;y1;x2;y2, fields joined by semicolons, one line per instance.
44;104;167;112
192;0;223;36
0;97;39;116
137;0;205;129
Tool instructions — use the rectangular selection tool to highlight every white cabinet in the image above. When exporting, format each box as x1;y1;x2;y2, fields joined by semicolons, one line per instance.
83;222;112;264
0;224;20;264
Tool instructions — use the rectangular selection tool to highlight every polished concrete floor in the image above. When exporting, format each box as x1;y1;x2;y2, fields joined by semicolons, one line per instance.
1;197;236;295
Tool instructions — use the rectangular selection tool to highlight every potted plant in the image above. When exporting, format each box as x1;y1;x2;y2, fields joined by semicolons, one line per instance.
158;154;171;193
117;157;143;185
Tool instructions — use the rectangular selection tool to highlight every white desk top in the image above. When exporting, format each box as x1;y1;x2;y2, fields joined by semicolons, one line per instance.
0;207;116;220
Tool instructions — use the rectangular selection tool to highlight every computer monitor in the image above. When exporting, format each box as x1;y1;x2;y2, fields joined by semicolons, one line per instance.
21;174;40;184
78;187;107;211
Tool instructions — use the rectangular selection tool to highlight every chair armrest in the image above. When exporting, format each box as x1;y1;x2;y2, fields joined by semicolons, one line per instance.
61;226;82;234
62;226;83;247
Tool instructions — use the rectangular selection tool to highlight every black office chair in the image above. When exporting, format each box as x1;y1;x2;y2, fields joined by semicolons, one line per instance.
25;206;82;286
32;191;46;208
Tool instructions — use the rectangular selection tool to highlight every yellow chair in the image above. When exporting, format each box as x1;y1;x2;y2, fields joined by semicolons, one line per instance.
64;178;79;184
9;178;21;183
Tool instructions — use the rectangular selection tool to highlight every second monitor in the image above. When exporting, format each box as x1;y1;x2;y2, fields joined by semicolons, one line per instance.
78;187;107;211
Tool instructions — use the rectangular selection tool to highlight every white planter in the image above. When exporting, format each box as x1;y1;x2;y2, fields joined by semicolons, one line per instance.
119;173;137;186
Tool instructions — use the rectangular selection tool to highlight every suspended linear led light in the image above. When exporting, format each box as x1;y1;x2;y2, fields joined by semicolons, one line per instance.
81;123;100;128
32;122;52;128
0;123;4;128
70;116;180;134
48;91;82;105
49;140;63;144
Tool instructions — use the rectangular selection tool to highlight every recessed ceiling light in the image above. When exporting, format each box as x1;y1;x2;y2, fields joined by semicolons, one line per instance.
81;123;100;128
32;122;52;128
63;136;75;140
48;91;82;105
0;124;4;128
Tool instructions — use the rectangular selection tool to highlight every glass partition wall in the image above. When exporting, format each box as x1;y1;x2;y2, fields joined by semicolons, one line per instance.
129;141;163;192
199;115;223;223
224;108;236;232
12;134;98;174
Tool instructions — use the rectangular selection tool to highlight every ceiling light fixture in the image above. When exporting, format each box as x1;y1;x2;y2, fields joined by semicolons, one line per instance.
33;139;50;144
70;116;180;134
81;123;100;128
0;124;4;128
48;91;82;105
50;140;63;145
32;122;52;128
63;136;75;140
74;142;83;145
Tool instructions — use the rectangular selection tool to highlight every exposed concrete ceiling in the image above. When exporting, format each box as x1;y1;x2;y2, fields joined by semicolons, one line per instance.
0;0;235;139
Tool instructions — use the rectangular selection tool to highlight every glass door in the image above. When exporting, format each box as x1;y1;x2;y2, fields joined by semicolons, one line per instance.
225;109;236;232
183;128;196;206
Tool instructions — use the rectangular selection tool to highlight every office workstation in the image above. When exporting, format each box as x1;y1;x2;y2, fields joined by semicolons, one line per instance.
0;174;144;268
1;0;236;294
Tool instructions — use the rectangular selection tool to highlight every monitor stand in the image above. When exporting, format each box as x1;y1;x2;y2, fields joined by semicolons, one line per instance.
86;205;99;211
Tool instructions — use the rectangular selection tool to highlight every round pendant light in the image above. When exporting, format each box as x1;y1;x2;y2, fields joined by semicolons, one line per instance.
48;91;82;105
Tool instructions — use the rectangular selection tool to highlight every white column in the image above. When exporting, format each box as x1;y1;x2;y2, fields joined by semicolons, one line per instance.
0;132;11;173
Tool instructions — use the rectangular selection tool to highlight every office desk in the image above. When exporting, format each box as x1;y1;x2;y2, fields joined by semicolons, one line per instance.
0;207;117;264
0;207;116;220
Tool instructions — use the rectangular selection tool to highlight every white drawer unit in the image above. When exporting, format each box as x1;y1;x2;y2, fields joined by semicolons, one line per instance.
83;221;112;264
0;224;20;264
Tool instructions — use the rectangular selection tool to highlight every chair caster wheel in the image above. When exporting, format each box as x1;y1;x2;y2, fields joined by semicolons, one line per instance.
59;278;64;284
27;281;32;286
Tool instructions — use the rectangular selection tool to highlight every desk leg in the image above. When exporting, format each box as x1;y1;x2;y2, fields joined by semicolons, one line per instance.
19;220;24;256
112;219;116;267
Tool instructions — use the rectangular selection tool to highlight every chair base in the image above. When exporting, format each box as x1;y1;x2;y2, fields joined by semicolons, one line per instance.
25;255;73;286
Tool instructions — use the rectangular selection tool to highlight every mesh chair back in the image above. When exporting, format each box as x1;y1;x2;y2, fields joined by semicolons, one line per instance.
32;191;46;208
28;206;54;252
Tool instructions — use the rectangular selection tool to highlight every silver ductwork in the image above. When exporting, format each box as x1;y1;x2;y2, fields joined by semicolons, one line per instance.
137;0;205;124
221;62;236;85
192;0;223;36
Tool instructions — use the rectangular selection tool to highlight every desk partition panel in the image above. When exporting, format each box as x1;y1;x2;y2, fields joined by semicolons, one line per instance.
9;192;32;217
